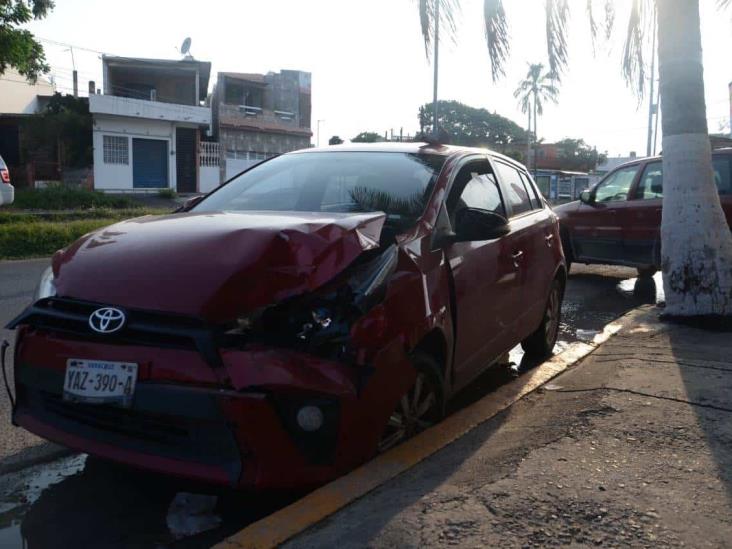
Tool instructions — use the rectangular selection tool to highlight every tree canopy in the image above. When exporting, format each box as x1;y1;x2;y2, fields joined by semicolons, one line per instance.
418;100;526;148
328;135;344;145
0;0;54;81
22;93;92;168
555;138;607;172
351;131;385;143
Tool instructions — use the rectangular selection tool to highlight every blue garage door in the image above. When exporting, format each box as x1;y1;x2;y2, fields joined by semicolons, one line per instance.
133;138;168;189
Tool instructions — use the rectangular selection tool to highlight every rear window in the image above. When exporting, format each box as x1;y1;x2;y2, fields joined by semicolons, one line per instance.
194;151;446;227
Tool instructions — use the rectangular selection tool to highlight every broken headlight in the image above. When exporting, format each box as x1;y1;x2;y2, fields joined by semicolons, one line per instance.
229;245;398;355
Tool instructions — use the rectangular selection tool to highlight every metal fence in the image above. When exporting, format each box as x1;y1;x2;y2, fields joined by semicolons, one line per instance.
199;142;220;168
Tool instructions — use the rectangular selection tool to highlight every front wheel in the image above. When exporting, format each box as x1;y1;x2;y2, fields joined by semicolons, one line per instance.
378;352;444;453
521;279;563;359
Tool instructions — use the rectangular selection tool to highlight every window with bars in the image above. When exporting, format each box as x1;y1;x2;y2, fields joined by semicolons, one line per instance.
103;136;129;165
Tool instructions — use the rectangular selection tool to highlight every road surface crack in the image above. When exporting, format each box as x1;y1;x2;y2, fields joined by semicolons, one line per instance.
551;387;732;413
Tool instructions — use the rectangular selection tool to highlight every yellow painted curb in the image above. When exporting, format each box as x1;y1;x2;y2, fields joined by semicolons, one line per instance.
217;316;630;549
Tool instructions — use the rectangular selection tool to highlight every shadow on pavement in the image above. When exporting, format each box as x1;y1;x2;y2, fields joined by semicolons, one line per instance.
667;318;732;506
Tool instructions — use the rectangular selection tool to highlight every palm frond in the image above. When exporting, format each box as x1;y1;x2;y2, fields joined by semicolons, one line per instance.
621;0;647;98
717;0;731;9
483;0;510;81
545;0;570;79
587;0;598;52
418;0;461;59
604;0;615;40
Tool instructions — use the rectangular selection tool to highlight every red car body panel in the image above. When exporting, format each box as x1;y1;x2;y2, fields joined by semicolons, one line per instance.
555;149;732;269
52;211;385;321
7;143;565;490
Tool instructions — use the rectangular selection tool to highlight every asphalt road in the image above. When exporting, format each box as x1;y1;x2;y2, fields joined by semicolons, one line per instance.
0;261;663;548
0;258;57;470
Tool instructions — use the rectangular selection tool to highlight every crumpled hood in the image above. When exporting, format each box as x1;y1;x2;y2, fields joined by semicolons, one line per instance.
52;211;386;321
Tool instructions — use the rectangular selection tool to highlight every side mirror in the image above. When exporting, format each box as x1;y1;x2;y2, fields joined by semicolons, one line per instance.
176;195;205;212
579;190;593;205
453;208;509;242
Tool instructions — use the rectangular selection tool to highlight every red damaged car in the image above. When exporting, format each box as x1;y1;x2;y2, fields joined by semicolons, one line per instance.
5;143;566;490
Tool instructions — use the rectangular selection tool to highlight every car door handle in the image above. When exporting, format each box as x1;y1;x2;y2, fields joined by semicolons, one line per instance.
544;234;554;247
512;250;524;268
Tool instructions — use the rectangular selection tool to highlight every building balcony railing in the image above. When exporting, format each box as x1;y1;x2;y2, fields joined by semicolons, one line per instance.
89;94;211;125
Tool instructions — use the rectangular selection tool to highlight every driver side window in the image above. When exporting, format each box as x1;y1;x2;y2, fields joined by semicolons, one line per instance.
594;165;639;203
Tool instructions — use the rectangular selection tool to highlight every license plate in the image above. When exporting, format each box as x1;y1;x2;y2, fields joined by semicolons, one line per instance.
63;359;138;407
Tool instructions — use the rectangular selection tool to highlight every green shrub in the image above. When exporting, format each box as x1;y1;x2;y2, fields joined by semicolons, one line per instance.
0;208;170;225
157;188;177;199
12;187;140;210
0;219;116;259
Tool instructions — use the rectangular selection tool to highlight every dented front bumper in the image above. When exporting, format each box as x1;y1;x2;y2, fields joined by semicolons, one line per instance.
11;326;415;490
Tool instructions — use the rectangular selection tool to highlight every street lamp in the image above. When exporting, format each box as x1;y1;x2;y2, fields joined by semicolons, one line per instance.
317;119;325;147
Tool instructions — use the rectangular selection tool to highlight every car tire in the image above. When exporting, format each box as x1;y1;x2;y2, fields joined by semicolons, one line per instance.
377;351;444;453
521;279;563;359
637;266;658;278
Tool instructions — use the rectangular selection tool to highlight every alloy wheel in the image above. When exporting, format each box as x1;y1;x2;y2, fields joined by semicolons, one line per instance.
544;284;561;348
378;372;438;452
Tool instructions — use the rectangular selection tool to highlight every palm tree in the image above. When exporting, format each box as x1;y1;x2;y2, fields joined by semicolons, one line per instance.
417;0;732;318
514;63;559;172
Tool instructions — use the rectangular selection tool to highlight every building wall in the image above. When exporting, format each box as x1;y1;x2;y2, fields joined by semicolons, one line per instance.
220;128;310;180
0;69;54;115
92;115;180;191
106;67;197;106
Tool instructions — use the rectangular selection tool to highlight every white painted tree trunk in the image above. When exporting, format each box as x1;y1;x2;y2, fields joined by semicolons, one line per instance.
657;0;732;316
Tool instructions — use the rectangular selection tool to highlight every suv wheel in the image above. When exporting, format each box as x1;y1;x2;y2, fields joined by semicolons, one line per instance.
378;352;444;452
521;279;562;359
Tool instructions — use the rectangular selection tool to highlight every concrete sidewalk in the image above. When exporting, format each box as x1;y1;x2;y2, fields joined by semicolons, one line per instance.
287;306;732;547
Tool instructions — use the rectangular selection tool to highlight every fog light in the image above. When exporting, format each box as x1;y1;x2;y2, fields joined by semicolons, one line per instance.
296;405;324;432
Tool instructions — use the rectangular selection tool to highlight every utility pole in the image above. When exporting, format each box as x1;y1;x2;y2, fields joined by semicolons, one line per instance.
67;47;78;97
316;119;325;147
432;0;440;139
646;8;657;157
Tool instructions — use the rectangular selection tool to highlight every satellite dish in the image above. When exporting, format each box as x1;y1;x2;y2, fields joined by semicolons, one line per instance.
181;37;192;56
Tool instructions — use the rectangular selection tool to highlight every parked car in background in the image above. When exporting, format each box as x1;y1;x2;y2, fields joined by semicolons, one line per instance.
6;143;566;490
554;148;732;276
0;155;14;206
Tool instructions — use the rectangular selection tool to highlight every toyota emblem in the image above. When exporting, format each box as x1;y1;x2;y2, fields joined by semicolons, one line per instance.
88;307;126;334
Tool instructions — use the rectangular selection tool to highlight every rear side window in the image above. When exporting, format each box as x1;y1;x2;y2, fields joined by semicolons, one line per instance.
633;156;732;198
714;156;732;195
494;161;533;216
520;172;543;209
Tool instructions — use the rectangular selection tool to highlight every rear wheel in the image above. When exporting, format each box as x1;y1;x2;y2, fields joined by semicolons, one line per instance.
521;279;562;359
378;352;444;453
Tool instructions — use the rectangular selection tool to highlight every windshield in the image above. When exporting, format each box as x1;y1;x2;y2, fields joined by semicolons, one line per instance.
193;151;446;226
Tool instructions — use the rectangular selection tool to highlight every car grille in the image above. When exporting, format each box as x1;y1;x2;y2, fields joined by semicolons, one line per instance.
20;386;242;480
8;297;225;367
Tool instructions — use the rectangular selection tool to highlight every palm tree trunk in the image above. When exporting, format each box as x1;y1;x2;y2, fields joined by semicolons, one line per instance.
527;109;532;169
657;0;732;315
532;91;538;173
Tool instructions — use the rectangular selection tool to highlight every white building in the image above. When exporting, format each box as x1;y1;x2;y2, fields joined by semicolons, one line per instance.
0;68;54;115
90;56;220;193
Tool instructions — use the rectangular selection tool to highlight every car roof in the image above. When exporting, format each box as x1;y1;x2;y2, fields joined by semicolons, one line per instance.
290;142;526;168
610;147;732;172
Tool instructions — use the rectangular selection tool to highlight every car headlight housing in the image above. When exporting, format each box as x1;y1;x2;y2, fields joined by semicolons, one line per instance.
227;245;398;357
34;267;56;301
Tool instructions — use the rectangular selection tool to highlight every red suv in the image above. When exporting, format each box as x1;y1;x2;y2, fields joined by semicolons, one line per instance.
5;143;566;490
554;148;732;275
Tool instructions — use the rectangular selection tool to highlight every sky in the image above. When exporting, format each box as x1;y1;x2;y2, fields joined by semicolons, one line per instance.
19;0;732;157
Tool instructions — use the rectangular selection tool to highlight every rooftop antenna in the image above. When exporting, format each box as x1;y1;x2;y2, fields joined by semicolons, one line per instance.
180;37;193;60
